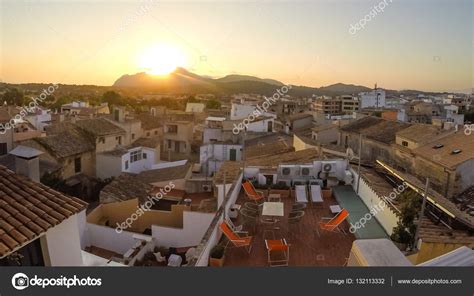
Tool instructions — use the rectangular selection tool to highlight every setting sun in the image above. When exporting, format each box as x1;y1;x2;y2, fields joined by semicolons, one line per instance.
138;45;186;76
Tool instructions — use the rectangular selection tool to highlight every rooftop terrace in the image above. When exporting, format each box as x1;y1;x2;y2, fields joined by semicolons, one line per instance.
223;190;356;266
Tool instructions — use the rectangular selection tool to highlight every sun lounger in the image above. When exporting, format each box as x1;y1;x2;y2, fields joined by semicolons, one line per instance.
295;185;308;203
310;184;323;203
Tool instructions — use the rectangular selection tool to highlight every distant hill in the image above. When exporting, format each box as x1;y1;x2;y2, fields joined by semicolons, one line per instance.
112;68;374;96
319;83;371;94
215;74;284;86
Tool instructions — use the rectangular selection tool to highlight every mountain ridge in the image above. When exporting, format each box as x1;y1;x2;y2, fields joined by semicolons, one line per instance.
113;68;373;96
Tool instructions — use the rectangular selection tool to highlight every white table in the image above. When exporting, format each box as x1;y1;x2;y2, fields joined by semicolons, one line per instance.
262;202;284;217
330;205;342;214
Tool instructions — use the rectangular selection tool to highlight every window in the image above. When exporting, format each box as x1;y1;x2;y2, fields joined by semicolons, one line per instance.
167;125;178;133
98;137;105;144
74;157;81;174
146;132;150;137
154;130;158;135
116;136;122;145
125;160;129;170
132;133;135;140
402;141;408;147
130;150;142;163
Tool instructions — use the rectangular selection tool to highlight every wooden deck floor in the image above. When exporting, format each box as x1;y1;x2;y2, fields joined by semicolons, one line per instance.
223;191;355;267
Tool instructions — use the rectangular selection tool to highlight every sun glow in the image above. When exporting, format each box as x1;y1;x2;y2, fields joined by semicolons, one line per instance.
138;45;186;76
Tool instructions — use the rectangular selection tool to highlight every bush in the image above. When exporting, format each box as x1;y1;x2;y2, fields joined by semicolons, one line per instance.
390;190;422;247
271;182;289;190
210;244;225;259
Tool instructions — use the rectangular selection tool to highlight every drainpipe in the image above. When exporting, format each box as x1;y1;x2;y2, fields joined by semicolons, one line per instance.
444;169;450;198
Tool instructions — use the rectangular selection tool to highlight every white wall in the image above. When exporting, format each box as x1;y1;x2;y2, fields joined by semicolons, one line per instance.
360;88;386;108
77;210;89;249
43;214;83;266
231;103;256;120
150;159;187;170
203;128;223;143
247;118;274;133
195;173;243;266
200;144;242;176
350;168;399;235
25;109;51;131
151;211;215;248
87;223;137;255
125;147;157;174
96;154;122;179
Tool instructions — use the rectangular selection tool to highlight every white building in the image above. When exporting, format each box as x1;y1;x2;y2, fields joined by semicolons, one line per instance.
24;107;51;132
185;102;205;113
230;101;276;120
359;87;386;109
200;143;242;176
96;143;160;179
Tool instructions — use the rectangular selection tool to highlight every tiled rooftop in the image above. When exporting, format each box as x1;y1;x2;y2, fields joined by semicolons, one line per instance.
0;165;87;258
75;118;126;136
413;131;474;169
341;116;410;144
26;122;95;158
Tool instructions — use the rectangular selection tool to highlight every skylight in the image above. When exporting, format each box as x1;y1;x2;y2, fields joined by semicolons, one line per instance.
451;149;462;154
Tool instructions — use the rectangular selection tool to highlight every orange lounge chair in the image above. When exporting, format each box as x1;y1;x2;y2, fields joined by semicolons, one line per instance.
265;238;290;267
319;208;349;233
220;221;253;253
242;181;265;203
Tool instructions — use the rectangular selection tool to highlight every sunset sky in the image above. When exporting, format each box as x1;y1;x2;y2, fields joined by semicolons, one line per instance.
1;0;472;92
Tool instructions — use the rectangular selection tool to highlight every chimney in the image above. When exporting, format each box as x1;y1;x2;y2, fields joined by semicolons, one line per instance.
113;106;125;122
9;145;44;182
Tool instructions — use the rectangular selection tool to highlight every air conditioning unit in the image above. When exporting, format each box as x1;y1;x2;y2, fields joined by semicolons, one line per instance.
278;165;299;178
202;184;212;192
321;161;337;174
299;165;315;177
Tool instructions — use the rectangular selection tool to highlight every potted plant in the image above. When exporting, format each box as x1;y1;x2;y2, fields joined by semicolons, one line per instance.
269;182;290;198
209;244;226;267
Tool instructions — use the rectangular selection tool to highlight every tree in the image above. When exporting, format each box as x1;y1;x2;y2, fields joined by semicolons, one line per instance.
206;99;221;109
102;91;123;106
390;190;423;248
185;95;199;103
50;96;70;110
2;88;24;105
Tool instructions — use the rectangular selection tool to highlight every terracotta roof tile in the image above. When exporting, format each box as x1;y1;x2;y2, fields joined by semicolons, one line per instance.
0;165;87;258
